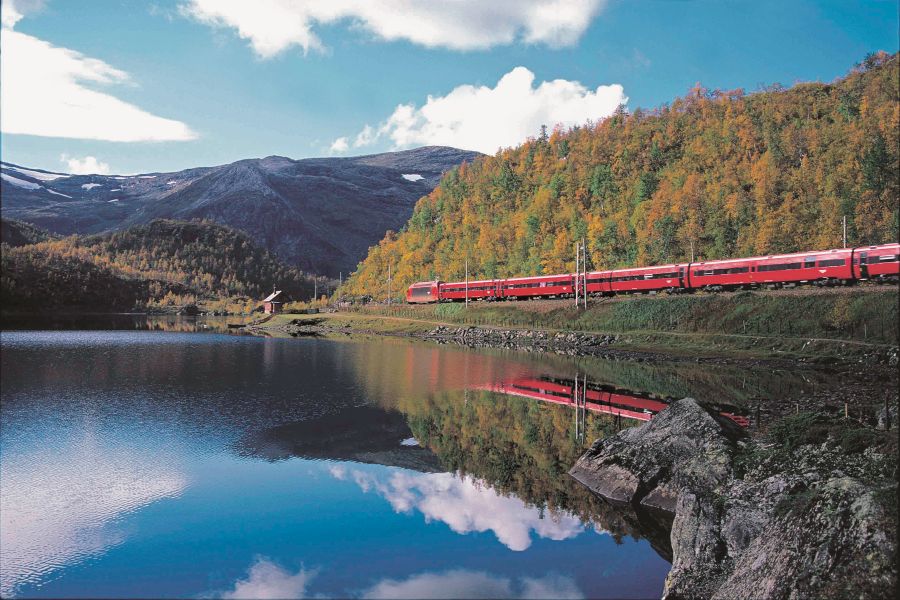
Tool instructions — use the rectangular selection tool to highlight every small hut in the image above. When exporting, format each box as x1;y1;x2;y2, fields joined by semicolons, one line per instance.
263;290;284;314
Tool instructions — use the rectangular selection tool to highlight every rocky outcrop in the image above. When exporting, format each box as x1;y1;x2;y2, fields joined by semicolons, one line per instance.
569;399;897;599
426;325;618;354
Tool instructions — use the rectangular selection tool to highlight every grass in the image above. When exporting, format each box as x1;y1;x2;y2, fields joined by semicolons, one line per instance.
313;287;898;360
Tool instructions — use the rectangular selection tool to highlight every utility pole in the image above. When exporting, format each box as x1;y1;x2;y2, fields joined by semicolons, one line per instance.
313;276;317;302
690;239;695;262
387;264;392;306
582;237;587;309
842;215;847;249
465;258;469;308
575;242;580;308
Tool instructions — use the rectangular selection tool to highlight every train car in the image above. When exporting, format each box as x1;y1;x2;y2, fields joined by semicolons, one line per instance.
439;278;501;302
605;263;687;294
853;243;900;281
501;274;574;299
406;281;441;304
751;248;854;287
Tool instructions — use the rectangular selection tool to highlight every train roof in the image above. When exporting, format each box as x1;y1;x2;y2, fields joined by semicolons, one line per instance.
693;247;851;265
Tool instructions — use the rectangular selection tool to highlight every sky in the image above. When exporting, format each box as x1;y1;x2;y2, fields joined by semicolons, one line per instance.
0;0;897;175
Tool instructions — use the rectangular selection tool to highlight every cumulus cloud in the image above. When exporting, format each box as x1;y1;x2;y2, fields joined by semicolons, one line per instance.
330;136;350;153
341;469;587;551
60;154;111;175
219;557;315;600
335;67;626;154
181;0;606;58
0;2;196;142
362;569;584;599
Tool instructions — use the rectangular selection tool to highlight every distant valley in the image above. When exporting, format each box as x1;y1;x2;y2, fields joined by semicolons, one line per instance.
1;146;481;277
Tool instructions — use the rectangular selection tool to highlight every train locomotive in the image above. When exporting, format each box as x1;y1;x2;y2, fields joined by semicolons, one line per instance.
406;242;899;303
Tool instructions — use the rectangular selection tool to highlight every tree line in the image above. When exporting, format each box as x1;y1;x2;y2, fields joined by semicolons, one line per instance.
1;219;315;311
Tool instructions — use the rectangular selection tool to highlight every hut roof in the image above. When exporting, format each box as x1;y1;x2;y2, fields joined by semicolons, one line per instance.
263;290;283;302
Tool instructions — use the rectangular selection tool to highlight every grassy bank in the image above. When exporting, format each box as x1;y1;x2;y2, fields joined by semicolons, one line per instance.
352;288;898;343
262;287;899;361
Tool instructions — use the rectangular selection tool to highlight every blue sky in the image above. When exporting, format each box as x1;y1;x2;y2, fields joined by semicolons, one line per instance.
1;0;897;175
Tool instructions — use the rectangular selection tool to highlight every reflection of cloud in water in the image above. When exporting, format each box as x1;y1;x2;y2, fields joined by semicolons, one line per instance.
337;469;587;551
216;557;315;599
0;432;186;597
363;569;584;599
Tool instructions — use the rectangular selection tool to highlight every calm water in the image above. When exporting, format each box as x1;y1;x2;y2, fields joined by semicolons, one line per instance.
0;322;838;598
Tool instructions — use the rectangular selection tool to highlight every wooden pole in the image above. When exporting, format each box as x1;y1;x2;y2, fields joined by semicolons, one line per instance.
387;264;391;306
842;215;847;249
575;242;580;308
465;258;469;308
582;237;587;309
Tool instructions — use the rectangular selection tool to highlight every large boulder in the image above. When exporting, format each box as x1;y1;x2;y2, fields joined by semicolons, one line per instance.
569;399;897;599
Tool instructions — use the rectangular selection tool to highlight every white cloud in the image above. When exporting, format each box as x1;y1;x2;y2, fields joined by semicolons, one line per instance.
0;7;196;142
181;0;606;58
336;67;626;154
61;154;111;175
330;136;349;153
219;557;315;600
341;469;587;551
0;432;186;598
353;124;376;148
362;570;584;599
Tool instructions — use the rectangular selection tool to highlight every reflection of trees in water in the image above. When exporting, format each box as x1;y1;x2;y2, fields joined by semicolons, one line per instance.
396;388;671;553
571;357;835;409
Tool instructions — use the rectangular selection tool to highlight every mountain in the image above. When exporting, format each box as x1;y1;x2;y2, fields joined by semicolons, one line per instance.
0;146;481;276
341;53;899;298
0;219;314;312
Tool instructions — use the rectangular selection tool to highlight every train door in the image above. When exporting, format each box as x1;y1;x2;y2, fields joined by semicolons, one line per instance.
859;251;869;279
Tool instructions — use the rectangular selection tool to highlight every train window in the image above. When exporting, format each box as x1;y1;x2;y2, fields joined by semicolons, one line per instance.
411;287;432;297
758;262;802;272
804;257;816;268
818;259;846;267
877;254;899;262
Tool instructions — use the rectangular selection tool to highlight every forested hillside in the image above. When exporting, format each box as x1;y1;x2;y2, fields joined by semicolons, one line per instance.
1;220;314;312
0;219;58;247
343;53;898;298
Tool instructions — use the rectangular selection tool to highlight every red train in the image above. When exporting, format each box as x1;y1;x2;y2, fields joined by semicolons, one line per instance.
407;243;899;303
477;376;749;426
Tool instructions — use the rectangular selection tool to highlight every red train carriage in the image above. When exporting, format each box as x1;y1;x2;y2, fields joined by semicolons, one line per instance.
406;281;441;304
440;278;502;302
854;243;900;281
501;274;574;299
600;263;687;294
751;248;854;287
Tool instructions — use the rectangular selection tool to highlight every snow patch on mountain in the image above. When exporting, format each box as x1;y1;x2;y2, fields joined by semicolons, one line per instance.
6;166;68;181
81;183;102;191
46;189;72;198
2;173;42;190
402;173;424;182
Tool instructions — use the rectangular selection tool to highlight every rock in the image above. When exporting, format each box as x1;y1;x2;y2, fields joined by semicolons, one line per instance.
877;404;897;430
569;399;897;599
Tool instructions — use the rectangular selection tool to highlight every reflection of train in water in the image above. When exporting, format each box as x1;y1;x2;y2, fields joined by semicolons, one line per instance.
478;375;750;427
407;243;899;303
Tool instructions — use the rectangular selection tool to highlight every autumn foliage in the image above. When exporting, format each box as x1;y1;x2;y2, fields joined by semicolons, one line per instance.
1;219;315;311
342;53;898;299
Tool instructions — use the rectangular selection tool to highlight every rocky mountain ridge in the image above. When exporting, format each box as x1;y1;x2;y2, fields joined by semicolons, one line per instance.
1;146;481;276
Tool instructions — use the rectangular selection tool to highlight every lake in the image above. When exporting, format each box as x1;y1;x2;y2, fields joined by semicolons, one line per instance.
0;321;838;598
